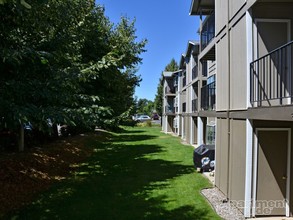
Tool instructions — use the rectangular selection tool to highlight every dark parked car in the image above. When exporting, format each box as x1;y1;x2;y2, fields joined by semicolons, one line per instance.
193;144;215;172
152;114;159;120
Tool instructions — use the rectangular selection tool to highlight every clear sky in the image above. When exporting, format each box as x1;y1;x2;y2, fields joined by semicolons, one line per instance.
96;0;200;101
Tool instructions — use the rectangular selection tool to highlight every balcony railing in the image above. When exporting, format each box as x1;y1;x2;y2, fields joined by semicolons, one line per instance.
202;61;208;77
165;86;175;94
192;99;198;112
250;41;293;107
201;12;215;51
182;77;186;88
192;65;198;80
165;106;175;113
201;82;216;110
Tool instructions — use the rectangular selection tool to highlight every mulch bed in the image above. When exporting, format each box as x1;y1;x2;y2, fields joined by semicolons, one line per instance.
0;134;94;216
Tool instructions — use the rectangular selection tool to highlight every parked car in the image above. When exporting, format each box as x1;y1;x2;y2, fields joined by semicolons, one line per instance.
132;114;142;121
136;115;151;122
193;144;215;172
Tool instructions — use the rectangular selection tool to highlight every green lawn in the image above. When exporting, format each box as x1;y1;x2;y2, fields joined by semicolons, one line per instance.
8;126;221;220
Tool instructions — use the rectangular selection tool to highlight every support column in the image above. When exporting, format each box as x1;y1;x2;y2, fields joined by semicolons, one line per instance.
197;117;204;145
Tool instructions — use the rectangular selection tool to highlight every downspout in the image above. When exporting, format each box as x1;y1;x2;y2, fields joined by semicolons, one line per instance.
178;72;181;136
244;9;253;218
226;0;231;200
189;56;193;144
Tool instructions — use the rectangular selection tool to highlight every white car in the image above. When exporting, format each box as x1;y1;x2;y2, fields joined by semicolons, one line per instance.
136;115;151;122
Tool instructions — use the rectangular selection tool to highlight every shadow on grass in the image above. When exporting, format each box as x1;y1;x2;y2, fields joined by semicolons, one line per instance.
8;128;213;220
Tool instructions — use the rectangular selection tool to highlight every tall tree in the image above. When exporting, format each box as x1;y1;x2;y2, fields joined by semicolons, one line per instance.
0;0;146;150
154;58;179;116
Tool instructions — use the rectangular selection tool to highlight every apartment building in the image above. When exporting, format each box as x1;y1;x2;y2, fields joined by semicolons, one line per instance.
162;0;293;218
162;41;202;145
189;0;293;218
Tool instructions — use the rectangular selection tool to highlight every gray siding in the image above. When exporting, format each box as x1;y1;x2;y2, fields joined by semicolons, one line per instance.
215;118;229;195
215;0;228;35
229;0;246;20
229;119;246;213
230;15;247;110
216;34;229;111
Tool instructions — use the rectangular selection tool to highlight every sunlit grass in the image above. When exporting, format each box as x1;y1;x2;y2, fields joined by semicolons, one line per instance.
7;126;221;220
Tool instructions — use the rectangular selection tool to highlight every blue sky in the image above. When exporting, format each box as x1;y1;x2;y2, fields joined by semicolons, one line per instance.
96;0;200;101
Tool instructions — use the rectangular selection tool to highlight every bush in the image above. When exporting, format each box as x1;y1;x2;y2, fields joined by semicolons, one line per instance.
137;121;152;127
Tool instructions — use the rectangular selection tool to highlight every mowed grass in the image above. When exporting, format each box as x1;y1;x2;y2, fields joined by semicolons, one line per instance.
8;126;221;220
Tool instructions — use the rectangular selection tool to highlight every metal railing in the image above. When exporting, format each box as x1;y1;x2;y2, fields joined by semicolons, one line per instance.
165;105;175;113
201;12;215;51
201;81;216;110
192;65;198;80
192;99;198;112
165;86;175;94
250;41;293;106
202;61;208;77
182;77;186;88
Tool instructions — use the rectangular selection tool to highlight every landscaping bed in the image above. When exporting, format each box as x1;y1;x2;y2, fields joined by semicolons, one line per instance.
0;134;95;217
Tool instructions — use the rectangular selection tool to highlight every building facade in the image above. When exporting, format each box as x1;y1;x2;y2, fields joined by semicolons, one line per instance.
163;0;293;218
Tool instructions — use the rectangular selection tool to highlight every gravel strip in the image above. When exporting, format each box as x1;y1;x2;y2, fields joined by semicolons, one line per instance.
201;187;245;220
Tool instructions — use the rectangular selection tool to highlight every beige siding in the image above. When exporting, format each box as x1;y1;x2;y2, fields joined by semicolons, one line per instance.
216;34;229;111
229;119;246;212
215;0;228;36
229;0;246;20
230;15;247;110
215;118;229;195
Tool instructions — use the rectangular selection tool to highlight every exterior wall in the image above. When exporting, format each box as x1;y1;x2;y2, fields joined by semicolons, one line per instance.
167;116;174;132
184;116;190;142
215;0;228;35
253;120;293;213
229;119;246;212
215;118;229;195
192;117;198;144
216;34;229;111
230;15;247;110
229;0;246;20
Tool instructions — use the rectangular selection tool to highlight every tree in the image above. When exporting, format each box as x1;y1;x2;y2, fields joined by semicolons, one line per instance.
137;99;154;115
154;58;179;116
0;0;146;150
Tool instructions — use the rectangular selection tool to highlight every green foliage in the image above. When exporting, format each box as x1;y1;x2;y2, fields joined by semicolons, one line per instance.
0;0;146;137
164;58;179;72
136;98;154;115
137;120;152;127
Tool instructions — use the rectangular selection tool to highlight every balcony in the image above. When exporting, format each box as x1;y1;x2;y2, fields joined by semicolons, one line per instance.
182;102;186;113
165;105;175;114
201;12;215;51
182;77;186;88
250;41;293;107
165;86;175;95
192;65;198;80
201;81;216;110
192;99;198;112
202;61;208;77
